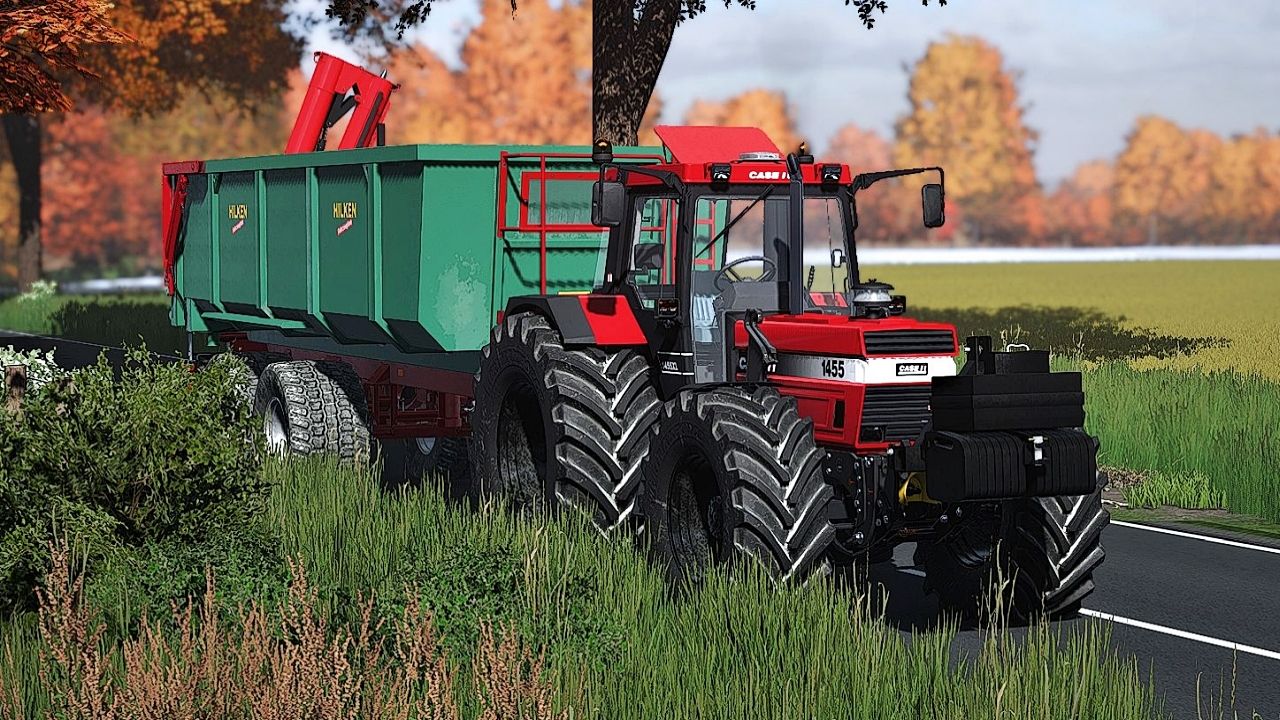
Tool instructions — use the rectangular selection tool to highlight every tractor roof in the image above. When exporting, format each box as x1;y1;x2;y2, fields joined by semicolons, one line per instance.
653;126;781;164
639;125;851;186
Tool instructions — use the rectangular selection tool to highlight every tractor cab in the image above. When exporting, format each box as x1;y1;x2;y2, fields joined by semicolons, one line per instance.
591;126;949;400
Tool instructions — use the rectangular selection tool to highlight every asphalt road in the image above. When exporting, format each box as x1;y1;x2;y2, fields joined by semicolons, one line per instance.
873;522;1280;719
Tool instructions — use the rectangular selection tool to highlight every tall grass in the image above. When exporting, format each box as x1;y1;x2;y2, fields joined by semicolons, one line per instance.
1082;362;1280;523
266;457;1163;719
1120;471;1227;511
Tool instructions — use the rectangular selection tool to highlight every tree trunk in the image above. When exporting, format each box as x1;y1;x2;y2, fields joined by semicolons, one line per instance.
2;115;42;291
592;0;679;146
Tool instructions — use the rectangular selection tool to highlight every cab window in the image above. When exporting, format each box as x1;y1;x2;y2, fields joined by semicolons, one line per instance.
628;196;679;309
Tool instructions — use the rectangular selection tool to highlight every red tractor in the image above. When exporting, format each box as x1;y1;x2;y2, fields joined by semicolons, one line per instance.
465;127;1106;620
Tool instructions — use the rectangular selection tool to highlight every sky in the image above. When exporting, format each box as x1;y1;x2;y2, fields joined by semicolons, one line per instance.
308;0;1280;187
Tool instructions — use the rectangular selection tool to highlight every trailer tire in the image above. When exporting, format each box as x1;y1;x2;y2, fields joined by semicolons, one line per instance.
404;436;471;486
229;351;290;408
916;473;1109;623
468;312;659;530
253;360;372;464
638;386;836;585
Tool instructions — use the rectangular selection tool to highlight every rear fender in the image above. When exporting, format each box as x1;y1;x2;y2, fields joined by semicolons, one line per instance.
503;294;648;348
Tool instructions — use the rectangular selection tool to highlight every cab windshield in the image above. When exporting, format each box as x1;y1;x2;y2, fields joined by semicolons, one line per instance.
687;189;851;381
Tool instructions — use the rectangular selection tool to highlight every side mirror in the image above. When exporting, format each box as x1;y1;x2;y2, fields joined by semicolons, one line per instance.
922;183;945;229
632;243;664;271
591;181;626;227
830;247;846;269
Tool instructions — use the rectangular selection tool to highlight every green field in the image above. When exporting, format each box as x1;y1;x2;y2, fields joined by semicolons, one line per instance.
868;260;1280;379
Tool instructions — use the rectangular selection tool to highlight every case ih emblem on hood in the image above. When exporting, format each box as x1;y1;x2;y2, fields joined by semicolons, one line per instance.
896;362;929;376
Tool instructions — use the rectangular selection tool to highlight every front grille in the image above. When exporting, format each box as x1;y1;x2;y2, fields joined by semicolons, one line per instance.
864;330;955;356
860;385;932;442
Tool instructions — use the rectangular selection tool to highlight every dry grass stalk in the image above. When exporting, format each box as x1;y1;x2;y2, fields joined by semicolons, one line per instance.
471;622;564;720
36;542;115;720
19;547;576;720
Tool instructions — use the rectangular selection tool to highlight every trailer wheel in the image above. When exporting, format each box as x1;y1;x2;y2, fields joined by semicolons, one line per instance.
915;473;1109;622
229;351;290;408
404;436;471;486
468;312;659;529
253;360;372;464
638;386;836;585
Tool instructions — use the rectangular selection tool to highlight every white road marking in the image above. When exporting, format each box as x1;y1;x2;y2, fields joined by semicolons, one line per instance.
1079;609;1280;662
894;566;1280;661
1111;520;1280;556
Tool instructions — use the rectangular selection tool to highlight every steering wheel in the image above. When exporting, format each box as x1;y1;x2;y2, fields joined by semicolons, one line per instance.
714;255;778;291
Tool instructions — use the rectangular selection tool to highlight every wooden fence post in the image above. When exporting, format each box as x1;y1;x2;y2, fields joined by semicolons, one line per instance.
5;365;26;415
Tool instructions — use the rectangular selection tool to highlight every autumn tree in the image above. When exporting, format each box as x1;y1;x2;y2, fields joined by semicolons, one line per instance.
1044;160;1113;246
1196;129;1280;244
683;89;800;152
383;0;661;146
38;88;290;276
1112;116;1219;245
823;123;904;243
1;0;130;288
894;35;1043;245
324;0;944;146
1;0;302;289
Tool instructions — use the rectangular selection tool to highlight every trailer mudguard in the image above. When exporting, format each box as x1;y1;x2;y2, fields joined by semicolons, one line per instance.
503;294;647;347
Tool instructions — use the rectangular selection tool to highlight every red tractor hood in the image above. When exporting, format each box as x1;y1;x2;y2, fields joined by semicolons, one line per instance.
734;314;959;358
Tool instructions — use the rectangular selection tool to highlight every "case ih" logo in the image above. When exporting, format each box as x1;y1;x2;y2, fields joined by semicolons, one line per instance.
896;362;929;376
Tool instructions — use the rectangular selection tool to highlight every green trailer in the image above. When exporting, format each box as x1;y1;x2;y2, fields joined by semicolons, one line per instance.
168;143;665;368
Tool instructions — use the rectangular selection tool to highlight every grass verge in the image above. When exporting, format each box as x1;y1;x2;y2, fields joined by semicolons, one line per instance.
0;294;182;354
1082;362;1280;524
0;457;1166;719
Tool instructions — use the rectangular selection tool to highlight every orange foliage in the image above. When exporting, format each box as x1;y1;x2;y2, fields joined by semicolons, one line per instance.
40;93;287;272
0;0;130;114
1045;160;1113;246
1112;116;1220;243
894;35;1043;244
386;0;599;145
41;109;127;267
78;0;302;116
823;123;917;244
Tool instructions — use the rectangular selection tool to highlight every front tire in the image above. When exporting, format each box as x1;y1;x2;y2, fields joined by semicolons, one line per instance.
467;313;659;529
916;474;1109;622
639;386;836;585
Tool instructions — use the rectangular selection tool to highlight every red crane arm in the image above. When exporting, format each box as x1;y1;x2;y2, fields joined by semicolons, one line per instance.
285;52;398;154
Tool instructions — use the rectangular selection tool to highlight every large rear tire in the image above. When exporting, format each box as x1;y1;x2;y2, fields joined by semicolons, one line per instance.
467;313;659;529
916;474;1108;622
253;360;372;464
638;386;836;585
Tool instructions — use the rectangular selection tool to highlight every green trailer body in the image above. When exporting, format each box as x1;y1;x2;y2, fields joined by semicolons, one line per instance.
170;143;664;370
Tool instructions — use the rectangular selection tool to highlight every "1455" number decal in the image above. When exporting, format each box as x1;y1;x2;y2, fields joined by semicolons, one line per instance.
821;358;846;378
